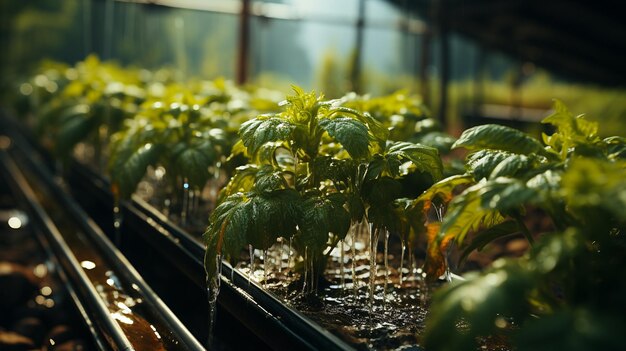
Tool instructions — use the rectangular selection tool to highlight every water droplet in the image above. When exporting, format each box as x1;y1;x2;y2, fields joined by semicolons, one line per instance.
7;216;22;229
112;311;133;325
33;264;47;278
495;316;508;328
40;286;52;296
112;194;123;245
80;260;96;270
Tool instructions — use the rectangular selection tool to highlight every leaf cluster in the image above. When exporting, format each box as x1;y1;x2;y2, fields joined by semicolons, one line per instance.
340;90;457;153
19;57;284;202
108;81;272;198
425;100;626;278
29;55;147;159
423;101;626;350
204;87;445;279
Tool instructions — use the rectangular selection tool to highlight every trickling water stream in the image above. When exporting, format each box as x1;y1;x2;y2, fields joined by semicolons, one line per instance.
234;228;437;350
368;223;379;314
207;255;222;349
351;222;359;299
180;179;190;226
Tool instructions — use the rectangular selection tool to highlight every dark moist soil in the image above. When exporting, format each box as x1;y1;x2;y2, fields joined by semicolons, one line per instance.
233;228;521;351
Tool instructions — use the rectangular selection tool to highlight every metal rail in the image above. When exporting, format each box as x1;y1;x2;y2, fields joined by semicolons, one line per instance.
3;129;206;351
19;152;206;351
0;151;135;351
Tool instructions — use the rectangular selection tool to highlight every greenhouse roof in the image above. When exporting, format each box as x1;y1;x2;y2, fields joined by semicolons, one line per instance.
392;0;626;86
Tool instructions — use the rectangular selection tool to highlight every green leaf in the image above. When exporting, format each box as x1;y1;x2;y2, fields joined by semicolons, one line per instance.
530;228;583;274
355;110;390;145
346;192;365;222
299;193;350;251
216;193;254;258
415;174;475;205
254;141;290;166
247;190;301;248
309;156;356;188
466;150;512;180
327;106;389;145
368;199;412;236
416;131;457;153
386;141;443;181
254;165;290;193
439;180;507;246
362;176;403;206
318;116;370;159
204;193;253;279
439;178;536;247
481;178;537;212
489;153;533;178
561;158;626;222
411;174;475;221
363;142;443;183
171;142;216;189
239;115;296;155
55;111;96;158
204;189;301;279
541;100;601;159
220;165;258;198
283;86;321;124
542;100;599;140
525;170;562;199
35;100;75;136
453;124;548;156
227;139;249;162
364;156;386;183
110;142;162;198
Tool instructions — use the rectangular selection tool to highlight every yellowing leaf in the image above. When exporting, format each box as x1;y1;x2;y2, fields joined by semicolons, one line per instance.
424;222;450;280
